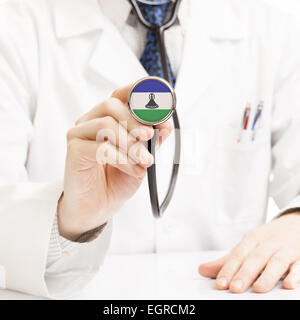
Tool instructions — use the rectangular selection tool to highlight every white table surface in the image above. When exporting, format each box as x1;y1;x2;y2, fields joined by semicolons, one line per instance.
1;251;300;300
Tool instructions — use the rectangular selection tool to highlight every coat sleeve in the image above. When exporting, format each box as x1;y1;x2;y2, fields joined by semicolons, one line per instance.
270;14;300;215
0;3;111;298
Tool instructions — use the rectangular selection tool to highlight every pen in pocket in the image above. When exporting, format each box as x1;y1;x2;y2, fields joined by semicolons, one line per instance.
251;101;264;141
237;103;251;143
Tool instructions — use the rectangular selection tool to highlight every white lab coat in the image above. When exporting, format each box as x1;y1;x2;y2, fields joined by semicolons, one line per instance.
0;0;300;298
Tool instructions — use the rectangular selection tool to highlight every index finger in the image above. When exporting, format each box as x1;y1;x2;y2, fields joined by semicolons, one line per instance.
113;84;174;140
216;236;257;290
76;84;134;125
111;85;133;103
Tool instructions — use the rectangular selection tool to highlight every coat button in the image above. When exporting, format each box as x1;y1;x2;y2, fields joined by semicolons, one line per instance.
61;251;70;257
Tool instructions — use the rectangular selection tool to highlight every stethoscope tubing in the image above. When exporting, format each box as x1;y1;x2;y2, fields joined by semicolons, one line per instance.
129;0;182;218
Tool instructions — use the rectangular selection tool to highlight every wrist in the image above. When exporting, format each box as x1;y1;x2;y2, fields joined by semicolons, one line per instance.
57;194;81;241
57;190;111;242
57;194;107;241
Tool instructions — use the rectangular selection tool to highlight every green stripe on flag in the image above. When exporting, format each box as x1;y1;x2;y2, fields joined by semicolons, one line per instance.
133;109;171;123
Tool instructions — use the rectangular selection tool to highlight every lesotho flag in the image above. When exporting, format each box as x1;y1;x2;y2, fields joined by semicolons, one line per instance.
129;78;175;125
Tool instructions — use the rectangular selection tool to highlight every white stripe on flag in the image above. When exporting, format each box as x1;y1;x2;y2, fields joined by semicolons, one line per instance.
130;92;173;110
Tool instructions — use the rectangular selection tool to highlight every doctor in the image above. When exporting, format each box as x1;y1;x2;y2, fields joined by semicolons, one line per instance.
1;0;300;298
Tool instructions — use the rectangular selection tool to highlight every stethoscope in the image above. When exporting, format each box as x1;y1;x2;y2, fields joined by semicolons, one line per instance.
128;0;182;218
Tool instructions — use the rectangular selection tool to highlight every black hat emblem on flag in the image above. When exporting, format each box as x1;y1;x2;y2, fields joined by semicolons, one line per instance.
145;93;159;109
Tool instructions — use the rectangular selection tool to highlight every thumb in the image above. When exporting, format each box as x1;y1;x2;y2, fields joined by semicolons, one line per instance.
198;255;227;279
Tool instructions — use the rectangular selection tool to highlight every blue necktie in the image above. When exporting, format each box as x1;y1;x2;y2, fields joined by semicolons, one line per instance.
137;0;176;87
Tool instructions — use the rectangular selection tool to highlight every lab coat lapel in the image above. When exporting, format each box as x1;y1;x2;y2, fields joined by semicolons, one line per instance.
88;23;147;87
53;0;105;38
53;0;147;87
175;0;245;112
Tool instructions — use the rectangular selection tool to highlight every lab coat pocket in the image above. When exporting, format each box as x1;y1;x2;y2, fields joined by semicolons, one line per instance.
214;126;270;225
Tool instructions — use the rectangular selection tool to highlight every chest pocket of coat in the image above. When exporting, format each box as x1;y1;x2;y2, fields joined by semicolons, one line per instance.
214;126;271;225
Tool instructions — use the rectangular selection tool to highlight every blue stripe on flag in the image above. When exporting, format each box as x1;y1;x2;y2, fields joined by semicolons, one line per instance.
133;80;170;93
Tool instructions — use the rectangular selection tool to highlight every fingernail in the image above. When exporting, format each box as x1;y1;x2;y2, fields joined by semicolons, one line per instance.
216;277;228;288
231;279;244;290
288;278;300;289
289;281;298;289
140;127;154;140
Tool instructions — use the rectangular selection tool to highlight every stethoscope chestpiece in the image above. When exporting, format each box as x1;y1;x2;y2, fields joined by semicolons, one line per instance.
128;76;176;126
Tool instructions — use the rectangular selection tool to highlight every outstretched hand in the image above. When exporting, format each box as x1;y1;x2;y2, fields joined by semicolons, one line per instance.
198;213;300;293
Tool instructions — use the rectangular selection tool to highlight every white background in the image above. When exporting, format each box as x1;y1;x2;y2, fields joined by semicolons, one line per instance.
0;0;299;219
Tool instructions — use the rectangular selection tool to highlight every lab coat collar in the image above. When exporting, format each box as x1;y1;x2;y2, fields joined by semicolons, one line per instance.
53;0;105;38
53;0;191;39
99;0;190;34
97;0;133;32
53;0;244;40
52;0;245;90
